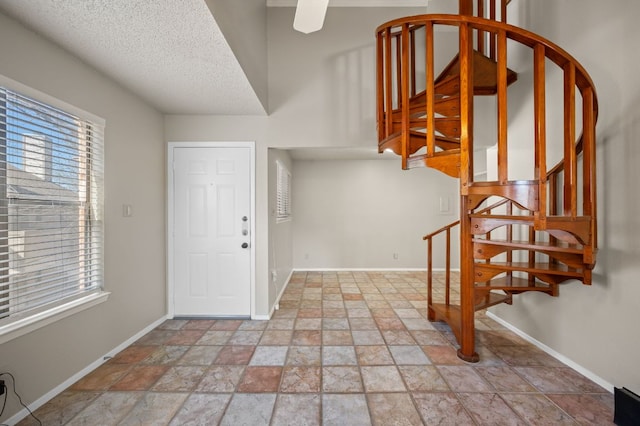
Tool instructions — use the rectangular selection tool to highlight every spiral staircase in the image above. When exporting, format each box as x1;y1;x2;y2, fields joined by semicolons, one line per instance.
376;0;598;362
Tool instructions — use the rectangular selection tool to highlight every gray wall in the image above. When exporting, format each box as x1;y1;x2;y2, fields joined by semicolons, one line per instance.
165;6;428;317
205;0;268;112
268;149;294;310
489;0;640;392
293;159;459;269
0;10;165;422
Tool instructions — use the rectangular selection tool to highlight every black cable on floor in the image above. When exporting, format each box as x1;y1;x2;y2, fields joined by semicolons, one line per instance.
0;372;42;426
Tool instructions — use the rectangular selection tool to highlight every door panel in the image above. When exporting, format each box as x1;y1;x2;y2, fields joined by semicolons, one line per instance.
172;146;251;317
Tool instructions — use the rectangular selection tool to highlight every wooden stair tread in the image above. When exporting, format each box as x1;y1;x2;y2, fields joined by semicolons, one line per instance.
431;292;511;320
474;276;553;292
474;292;512;310
378;131;460;156
476;261;583;277
435;50;518;95
473;238;584;253
407;149;461;176
432;74;460;96
408;92;460;117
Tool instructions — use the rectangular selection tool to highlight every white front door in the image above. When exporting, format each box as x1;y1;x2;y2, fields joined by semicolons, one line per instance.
171;145;252;317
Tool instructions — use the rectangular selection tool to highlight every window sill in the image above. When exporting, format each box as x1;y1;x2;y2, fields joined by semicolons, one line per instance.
0;291;110;345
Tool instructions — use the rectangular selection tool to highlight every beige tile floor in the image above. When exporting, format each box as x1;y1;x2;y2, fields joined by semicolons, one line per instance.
19;271;614;425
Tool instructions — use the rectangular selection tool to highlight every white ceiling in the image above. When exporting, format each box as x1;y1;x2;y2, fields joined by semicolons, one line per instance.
0;0;428;116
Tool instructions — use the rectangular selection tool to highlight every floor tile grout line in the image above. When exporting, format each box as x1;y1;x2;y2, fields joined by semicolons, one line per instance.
19;270;615;425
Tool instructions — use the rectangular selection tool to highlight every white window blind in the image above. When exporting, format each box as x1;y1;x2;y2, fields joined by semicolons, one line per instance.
0;85;104;326
276;161;292;222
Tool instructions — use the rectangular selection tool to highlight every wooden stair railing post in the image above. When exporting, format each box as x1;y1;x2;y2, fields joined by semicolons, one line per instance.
582;85;597;261
426;22;436;157
376;31;385;143
427;236;434;320
489;1;497;59
534;43;547;228
383;28;393;142
410;27;417;98
497;29;508;185
459;0;474;16
401;24;411;169
563;62;578;218
446;227;452;306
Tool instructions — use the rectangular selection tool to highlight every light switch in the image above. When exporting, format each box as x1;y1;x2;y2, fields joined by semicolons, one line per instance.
123;204;133;217
439;196;450;214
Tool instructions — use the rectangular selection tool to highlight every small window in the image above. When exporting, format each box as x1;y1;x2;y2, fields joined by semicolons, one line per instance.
276;161;292;222
0;83;104;333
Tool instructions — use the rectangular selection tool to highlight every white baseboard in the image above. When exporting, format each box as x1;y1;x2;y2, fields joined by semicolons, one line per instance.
486;311;614;393
5;315;169;426
252;315;270;321
266;270;294;319
293;268;451;272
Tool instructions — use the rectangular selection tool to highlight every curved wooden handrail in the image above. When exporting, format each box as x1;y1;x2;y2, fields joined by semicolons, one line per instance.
376;15;598;104
423;220;460;241
376;14;598;231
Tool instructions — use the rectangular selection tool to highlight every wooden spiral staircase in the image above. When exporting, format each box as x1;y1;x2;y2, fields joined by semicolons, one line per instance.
376;0;598;362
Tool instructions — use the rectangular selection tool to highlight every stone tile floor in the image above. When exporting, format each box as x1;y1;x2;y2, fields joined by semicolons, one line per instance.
19;271;614;425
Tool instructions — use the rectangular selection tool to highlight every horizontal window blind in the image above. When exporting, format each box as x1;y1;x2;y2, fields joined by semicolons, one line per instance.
0;86;104;325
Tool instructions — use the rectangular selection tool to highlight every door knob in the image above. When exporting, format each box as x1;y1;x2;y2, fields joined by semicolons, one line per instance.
241;242;249;249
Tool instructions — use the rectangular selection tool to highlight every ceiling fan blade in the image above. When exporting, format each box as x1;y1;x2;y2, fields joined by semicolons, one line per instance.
293;0;329;34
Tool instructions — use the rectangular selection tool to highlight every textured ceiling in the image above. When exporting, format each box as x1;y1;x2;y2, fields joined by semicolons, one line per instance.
0;0;267;115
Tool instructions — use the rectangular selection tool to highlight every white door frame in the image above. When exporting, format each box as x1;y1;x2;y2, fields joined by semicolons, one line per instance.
167;141;256;319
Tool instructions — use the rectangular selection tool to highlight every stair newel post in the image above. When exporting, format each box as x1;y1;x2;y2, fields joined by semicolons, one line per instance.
459;196;479;362
533;43;548;227
401;24;411;169
458;21;479;363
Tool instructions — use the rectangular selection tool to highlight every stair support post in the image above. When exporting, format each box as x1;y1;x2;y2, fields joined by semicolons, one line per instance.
458;21;479;363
